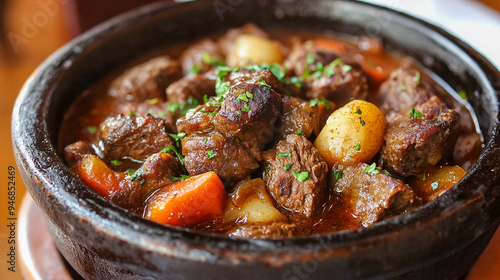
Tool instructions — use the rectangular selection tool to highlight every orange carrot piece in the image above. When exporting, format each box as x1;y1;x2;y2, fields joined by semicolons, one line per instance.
73;155;127;199
362;62;389;85
313;39;346;53
145;171;226;227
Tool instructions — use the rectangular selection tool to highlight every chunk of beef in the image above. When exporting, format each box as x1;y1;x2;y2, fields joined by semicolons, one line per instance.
217;23;269;56
453;133;482;170
118;101;175;131
64;141;96;167
181;131;259;186
213;83;282;160
96;114;176;166
222;68;287;95
176;103;218;134
304;61;368;104
380;96;461;177
166;73;216;103
284;40;341;77
227;223;296;239
108;56;182;102
379;65;432;113
179;39;223;74
330;162;421;226
274;95;334;143
263;135;328;217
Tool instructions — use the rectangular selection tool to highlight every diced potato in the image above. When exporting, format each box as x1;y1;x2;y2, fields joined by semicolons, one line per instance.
409;165;467;202
314;100;386;166
227;34;284;67
223;178;287;224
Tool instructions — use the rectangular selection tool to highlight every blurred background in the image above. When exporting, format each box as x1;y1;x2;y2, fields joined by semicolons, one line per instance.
0;0;499;279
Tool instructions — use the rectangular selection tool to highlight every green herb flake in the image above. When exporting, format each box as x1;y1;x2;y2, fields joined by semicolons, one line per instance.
171;174;191;181
325;58;342;78
258;78;272;88
306;53;316;65
86;126;97;133
359;117;366;126
355;143;361;151
215;80;230;96
189;65;202;74
277;152;292;157
202;52;223;66
423;173;427;181
161;146;185;166
458;90;469;101
238;93;249;103
355;108;362;115
399;85;407;91
203;138;208;143
293;170;309;182
206;149;215;159
283;163;294;171
309;98;332;110
295;131;304;136
409;107;426;118
128;111;136;117
110;159;122;166
264;166;269;175
157;111;166;117
288;76;303;88
333;170;343;180
384;170;391;176
131;168;143;182
124;169;135;175
241;104;250;112
363;163;380;175
146;98;159;105
342;64;352;73
169;132;186;147
431;181;439;190
415;71;421;85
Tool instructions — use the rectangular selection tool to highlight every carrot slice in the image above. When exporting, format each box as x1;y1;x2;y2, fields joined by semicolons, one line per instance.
362;61;389;85
145;171;226;227
313;39;346;53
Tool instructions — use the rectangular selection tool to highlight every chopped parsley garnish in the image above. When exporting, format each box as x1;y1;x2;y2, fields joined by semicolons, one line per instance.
128;111;135;117
157;111;166;117
203;138;208;143
161;146;185;166
355;143;361;151
200;110;217;116
146;98;159;105
131;168;143;182
409;107;426;118
202;52;224;66
415;71;421;85
241;104;250;112
399;85;407;91
264;166;269;175
189;64;202;74
86;126;97;133
124;169;135;175
309;98;332;110
215;80;230;96
359;117;366;126
287;76;303;88
283;163;294;171
237;91;253;103
423;173;427;181
306;53;316;65
169;132;186;147
324;58;342;78
363;163;380;175
384;170;391;176
333;170;343;180
355;108;362;115
258;78;272;88
167;96;201;116
110;159;122;166
293;170;309;182
277;152;291;157
342;64;352;73
171;174;191;181
206;149;215;159
295;131;304;136
458;90;469;101
431;181;439;190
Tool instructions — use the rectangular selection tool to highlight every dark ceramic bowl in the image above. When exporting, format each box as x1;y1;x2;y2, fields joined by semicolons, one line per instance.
12;0;500;279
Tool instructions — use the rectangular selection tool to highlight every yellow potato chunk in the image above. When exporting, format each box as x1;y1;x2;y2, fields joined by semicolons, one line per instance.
314;100;386;166
223;178;287;224
227;34;284;67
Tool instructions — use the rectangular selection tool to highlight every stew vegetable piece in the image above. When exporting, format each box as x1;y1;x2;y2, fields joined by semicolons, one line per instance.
60;24;481;238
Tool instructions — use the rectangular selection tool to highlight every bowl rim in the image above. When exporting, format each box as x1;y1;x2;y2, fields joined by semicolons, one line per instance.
12;0;500;265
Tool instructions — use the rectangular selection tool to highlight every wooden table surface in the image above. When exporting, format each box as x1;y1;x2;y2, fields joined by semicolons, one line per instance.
1;1;499;279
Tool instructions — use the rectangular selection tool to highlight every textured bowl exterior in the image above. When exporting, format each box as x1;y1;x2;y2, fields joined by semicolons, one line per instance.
12;0;500;279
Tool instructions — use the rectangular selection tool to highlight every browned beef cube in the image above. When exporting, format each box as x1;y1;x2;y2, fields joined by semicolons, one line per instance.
222;69;287;95
118;101;175;130
227;223;296;239
379;65;432;113
111;152;182;211
284;40;341;77
330;162;421;226
179;39;223;74
166;73;216;103
64;140;96;167
96;114;176;166
181;131;259;186
380;96;461;177
263;135;328;217
108;56;182;102
176;103;218;135
304;61;368;105
213;83;282;160
274;95;334;143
